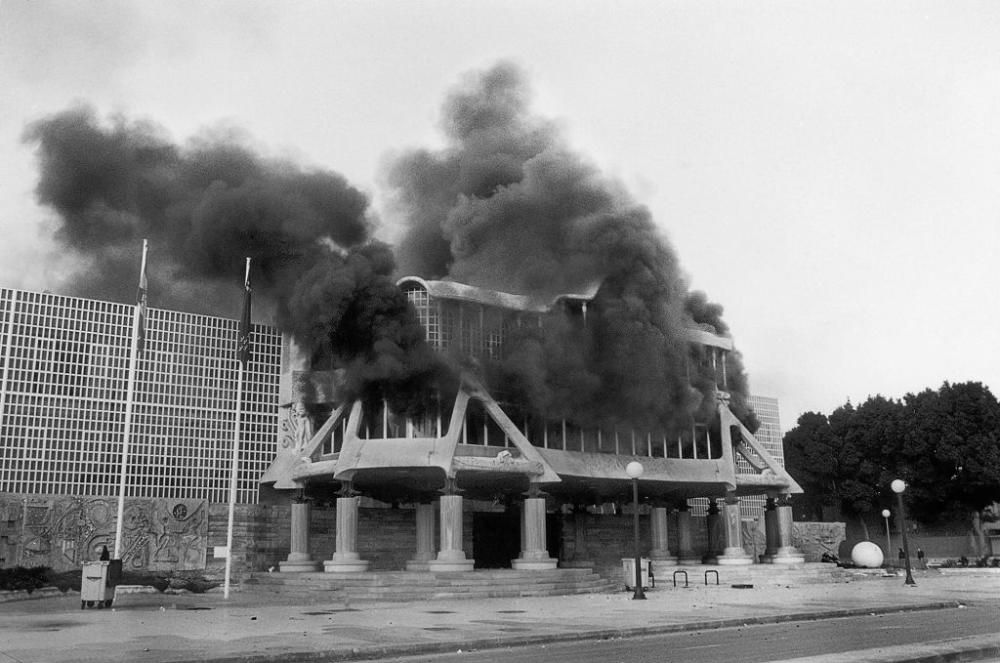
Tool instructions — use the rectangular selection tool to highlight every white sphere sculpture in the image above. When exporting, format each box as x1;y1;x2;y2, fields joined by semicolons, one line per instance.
851;541;885;568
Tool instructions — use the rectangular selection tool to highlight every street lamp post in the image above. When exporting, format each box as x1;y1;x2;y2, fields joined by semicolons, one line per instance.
881;508;892;567
626;461;646;600
890;480;916;586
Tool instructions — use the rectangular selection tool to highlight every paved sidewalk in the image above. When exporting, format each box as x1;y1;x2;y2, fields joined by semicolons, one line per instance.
1;571;998;663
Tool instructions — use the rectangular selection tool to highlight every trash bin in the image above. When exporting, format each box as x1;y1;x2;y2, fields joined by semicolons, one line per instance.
80;559;122;609
621;557;652;591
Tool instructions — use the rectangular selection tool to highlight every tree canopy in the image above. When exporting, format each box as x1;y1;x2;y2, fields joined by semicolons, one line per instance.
784;381;1000;529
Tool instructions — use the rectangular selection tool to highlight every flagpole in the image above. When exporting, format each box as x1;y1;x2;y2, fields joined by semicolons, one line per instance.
114;239;148;558
225;257;251;600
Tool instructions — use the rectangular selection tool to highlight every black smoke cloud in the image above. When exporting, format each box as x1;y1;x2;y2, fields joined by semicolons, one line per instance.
23;106;368;317
23;105;439;408
387;62;756;432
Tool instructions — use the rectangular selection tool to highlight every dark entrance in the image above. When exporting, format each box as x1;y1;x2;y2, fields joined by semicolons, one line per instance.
472;510;563;568
473;511;520;568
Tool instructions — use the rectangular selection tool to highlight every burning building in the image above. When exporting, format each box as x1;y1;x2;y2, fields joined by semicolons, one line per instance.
16;61;806;575
260;272;802;573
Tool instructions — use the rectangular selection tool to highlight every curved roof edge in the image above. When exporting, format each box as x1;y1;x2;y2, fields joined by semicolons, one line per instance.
397;275;735;350
396;275;600;313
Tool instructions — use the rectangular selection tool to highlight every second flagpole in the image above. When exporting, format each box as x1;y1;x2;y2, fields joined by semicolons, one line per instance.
114;239;148;559
224;257;251;600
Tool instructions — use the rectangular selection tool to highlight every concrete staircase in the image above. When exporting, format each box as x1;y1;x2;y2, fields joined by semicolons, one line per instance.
244;568;619;602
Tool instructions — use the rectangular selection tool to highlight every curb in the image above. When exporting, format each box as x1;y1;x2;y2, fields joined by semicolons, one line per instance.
170;601;965;663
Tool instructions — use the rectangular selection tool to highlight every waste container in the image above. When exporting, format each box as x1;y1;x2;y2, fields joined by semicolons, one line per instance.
80;559;122;609
621;557;652;591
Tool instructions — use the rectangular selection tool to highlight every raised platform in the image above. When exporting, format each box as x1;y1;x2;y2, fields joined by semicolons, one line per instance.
244;568;618;602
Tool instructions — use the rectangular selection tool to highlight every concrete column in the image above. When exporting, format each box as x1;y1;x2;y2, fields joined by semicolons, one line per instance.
513;496;557;569
280;498;321;572
675;506;701;565
427;493;474;571
649;505;678;578
703;500;722;564
324;496;370;572
772;499;805;564
717;493;752;565
406;502;437;571
760;497;780;563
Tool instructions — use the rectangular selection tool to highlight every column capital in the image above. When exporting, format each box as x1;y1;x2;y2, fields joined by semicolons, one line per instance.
337;481;359;498
439;476;462;496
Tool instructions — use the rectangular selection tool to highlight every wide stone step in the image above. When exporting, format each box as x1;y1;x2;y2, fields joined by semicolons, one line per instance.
245;568;617;602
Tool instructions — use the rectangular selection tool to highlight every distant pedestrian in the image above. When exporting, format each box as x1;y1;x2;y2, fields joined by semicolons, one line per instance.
99;545;110;561
898;547;905;561
916;547;926;569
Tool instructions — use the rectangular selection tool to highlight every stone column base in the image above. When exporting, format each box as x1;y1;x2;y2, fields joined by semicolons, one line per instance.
324;553;370;573
770;547;806;564
512;557;558;570
427;558;474;572
716;547;753;565
280;559;321;572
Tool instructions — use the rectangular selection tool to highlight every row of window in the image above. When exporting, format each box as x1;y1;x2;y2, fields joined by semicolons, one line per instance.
0;287;281;504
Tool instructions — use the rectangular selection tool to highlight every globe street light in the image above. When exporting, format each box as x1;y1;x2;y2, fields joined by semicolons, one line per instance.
625;461;646;600
881;508;892;568
890;480;916;586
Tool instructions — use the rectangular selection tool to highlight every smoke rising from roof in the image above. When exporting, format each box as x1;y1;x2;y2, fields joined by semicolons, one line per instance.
387;61;756;431
21;64;757;429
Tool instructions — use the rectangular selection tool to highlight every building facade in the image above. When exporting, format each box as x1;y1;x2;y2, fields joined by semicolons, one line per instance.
262;276;804;574
0;287;280;504
0;282;807;574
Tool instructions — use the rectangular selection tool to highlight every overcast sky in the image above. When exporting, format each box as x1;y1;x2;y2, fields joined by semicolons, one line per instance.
2;0;998;430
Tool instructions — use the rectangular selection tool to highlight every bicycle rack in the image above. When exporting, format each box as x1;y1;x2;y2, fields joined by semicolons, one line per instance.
672;570;689;588
704;569;719;585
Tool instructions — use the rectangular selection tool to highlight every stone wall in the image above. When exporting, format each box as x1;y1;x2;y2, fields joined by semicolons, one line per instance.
1;492;846;574
0;494;209;572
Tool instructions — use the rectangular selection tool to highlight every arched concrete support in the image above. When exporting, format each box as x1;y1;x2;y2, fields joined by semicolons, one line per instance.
324;495;370;572
717;493;753;565
772;498;806;564
703;501;722;564
675;506;701;565
427;493;474;571
406;502;438;571
280;498;321;572
513;496;557;570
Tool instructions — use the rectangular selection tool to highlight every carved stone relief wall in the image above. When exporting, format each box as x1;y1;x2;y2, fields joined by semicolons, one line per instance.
0;495;207;572
792;521;846;561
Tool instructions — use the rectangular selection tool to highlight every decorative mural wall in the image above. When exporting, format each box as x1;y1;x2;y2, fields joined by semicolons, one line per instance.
0;495;207;572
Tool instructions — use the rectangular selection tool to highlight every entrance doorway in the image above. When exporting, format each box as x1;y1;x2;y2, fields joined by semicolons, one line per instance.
473;511;519;568
472;511;563;568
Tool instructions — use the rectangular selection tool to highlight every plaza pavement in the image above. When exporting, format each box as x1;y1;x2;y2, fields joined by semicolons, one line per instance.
1;569;998;663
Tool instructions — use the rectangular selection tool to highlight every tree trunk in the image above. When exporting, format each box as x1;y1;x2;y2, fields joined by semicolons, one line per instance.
858;514;870;541
971;510;985;558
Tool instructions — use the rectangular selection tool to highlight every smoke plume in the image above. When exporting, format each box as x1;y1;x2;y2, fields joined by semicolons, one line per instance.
23;64;757;430
23;105;439;408
387;62;756;432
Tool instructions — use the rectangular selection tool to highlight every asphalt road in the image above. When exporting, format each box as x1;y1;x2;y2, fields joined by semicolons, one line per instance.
385;605;1000;663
